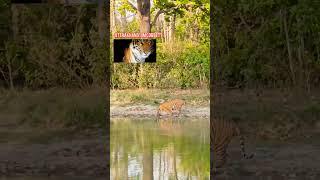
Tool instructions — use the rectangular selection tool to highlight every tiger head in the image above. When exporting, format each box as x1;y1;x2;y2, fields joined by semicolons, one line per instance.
131;39;154;61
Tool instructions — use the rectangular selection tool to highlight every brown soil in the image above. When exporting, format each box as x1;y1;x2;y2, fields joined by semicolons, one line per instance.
0;133;108;178
111;105;209;117
214;136;320;180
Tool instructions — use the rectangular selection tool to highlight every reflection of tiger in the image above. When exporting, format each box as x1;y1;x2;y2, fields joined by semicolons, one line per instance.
211;118;253;173
157;99;186;117
158;119;183;135
123;39;154;63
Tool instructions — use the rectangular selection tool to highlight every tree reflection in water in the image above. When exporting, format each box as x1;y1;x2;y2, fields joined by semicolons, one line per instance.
110;118;210;180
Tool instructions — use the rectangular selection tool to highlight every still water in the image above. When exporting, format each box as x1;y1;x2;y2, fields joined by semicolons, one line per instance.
110;118;210;180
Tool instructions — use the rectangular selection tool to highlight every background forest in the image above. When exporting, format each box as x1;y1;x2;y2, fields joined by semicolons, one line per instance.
0;2;110;177
111;0;210;89
213;0;320;90
212;1;320;141
1;1;320;92
210;2;320;179
0;1;109;129
0;0;210;90
0;1;107;90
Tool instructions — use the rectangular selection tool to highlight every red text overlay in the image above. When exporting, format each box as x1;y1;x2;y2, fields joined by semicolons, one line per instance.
114;32;162;38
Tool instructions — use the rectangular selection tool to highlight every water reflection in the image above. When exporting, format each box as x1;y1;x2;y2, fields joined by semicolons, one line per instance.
110;118;210;180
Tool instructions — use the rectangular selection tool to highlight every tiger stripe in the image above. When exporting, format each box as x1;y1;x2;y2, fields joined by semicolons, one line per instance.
123;39;154;63
211;118;253;171
157;99;185;118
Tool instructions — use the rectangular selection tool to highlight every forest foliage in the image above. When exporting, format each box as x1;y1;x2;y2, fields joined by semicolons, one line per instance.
0;2;107;89
1;1;319;90
111;0;210;89
213;0;320;90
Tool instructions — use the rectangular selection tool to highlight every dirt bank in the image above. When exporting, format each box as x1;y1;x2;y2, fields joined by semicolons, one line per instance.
214;137;320;180
0;134;108;177
111;105;210;117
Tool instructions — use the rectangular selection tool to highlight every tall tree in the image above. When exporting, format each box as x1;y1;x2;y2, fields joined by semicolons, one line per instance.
126;0;151;33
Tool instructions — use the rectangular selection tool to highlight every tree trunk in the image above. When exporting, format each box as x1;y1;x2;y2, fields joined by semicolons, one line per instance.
190;26;194;41
123;151;128;180
163;19;168;42
169;14;176;42
296;16;305;90
140;15;151;33
283;9;296;86
97;0;107;43
9;5;19;91
110;0;115;35
161;23;165;42
173;147;178;180
158;14;164;42
139;64;144;88
297;37;303;88
137;0;151;33
142;148;153;180
11;4;19;41
7;58;14;91
194;25;199;42
120;12;127;32
158;152;162;180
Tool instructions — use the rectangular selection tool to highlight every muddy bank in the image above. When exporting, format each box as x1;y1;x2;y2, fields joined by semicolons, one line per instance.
214;138;320;180
110;105;209;117
0;135;108;177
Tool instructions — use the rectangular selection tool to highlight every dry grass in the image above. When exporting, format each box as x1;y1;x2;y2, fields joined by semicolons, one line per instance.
0;87;106;130
214;88;320;140
111;88;210;106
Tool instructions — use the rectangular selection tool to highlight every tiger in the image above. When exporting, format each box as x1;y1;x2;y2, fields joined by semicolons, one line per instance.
211;118;254;174
157;99;186;118
123;39;154;63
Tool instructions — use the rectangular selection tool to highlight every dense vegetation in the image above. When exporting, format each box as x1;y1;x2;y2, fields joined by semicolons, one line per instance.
111;0;210;89
0;2;108;90
0;0;210;90
0;2;108;129
111;42;210;89
211;1;320;140
1;1;320;90
212;1;320;90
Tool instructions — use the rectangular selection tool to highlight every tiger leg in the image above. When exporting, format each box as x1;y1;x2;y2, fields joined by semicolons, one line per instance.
239;135;254;159
176;109;181;116
171;104;179;117
214;145;227;169
156;109;161;122
169;109;174;117
210;148;216;176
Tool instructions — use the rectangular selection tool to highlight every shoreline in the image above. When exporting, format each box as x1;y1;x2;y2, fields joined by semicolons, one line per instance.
110;105;210;118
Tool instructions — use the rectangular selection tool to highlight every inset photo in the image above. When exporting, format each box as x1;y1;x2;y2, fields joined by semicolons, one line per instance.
113;39;156;63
